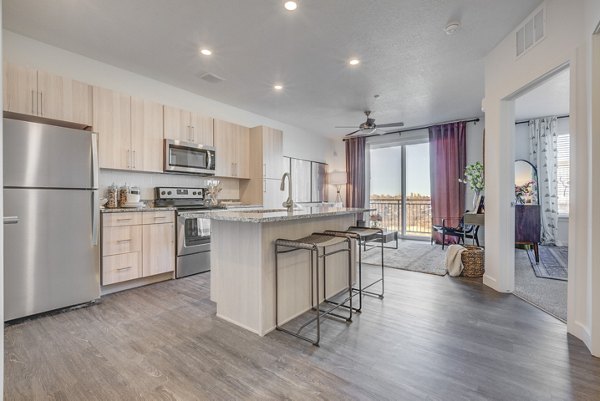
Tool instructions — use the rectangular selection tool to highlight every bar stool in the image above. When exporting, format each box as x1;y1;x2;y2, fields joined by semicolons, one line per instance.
275;233;353;346
324;226;385;313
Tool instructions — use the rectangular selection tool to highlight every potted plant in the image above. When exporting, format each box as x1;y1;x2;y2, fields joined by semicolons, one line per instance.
459;161;485;210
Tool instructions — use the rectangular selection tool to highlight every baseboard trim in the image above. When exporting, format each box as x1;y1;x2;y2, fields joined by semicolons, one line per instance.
216;313;262;336
569;320;593;354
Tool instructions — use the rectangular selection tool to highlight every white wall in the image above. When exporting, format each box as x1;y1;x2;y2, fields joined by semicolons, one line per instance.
3;30;338;201
483;0;599;355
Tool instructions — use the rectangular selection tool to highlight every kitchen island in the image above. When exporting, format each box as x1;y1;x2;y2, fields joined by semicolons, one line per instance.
205;207;366;336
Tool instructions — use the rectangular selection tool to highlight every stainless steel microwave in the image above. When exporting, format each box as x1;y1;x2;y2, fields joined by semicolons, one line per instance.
164;139;216;175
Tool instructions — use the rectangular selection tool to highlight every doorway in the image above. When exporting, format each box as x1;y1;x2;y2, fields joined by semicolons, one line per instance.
511;67;570;322
368;140;431;240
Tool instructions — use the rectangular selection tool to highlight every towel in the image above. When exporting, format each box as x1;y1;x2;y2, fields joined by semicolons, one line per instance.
446;244;467;277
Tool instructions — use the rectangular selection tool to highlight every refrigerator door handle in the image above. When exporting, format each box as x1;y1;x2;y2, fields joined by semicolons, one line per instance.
91;133;99;189
92;191;99;246
3;216;19;225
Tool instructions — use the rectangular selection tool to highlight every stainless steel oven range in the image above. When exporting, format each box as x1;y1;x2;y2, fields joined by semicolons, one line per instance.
155;187;222;278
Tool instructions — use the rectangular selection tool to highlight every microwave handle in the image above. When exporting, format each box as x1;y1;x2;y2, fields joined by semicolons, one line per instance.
208;150;213;170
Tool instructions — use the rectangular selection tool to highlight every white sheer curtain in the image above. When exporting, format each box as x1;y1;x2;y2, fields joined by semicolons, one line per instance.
528;117;559;245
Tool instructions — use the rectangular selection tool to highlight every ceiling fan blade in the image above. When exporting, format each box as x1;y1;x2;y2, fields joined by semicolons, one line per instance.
344;129;361;137
336;126;360;129
376;122;405;128
380;129;403;135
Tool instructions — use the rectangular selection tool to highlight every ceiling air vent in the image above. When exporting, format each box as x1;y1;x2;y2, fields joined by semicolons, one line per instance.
516;6;545;58
197;72;225;84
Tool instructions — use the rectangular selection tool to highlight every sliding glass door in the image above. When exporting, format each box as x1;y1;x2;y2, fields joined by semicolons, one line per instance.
369;141;431;238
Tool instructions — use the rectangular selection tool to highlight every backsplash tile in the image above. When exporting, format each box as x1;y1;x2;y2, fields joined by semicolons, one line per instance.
99;170;240;200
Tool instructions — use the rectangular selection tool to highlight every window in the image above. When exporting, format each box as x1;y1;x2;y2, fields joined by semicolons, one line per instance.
557;133;570;215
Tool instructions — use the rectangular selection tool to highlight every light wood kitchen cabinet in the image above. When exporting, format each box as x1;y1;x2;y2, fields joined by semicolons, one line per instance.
214;119;250;179
131;97;164;172
37;70;93;125
3;63;37;116
93;87;132;170
102;211;175;286
103;252;142;286
260;126;284;179
240;126;285;206
143;222;175;277
3;63;92;126
163;105;213;145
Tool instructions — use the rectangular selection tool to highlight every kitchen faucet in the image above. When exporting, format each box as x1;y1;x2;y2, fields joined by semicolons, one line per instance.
280;172;294;211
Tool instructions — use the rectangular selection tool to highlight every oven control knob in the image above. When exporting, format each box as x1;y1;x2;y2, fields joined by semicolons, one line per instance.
161;191;166;195
193;192;197;195
167;191;172;195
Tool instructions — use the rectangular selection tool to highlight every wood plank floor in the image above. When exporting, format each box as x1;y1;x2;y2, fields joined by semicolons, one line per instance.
5;267;600;401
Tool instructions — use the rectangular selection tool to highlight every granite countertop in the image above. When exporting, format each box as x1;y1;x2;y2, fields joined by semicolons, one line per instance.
191;206;367;223
101;206;177;213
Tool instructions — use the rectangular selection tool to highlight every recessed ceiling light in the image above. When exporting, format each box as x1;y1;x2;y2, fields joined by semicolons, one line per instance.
200;49;212;56
444;21;461;35
349;58;360;66
284;1;298;11
274;84;283;90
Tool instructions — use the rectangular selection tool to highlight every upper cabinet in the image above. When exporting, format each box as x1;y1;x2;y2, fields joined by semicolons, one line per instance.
260;126;284;180
3;63;93;126
93;87;132;170
239;126;285;206
131;98;164;173
163;105;213;146
94;88;165;172
214;119;250;179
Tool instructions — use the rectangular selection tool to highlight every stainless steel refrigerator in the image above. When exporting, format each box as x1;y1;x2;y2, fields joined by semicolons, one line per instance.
3;118;100;321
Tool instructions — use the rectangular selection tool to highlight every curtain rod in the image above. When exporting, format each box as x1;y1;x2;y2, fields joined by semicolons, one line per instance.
515;114;570;125
342;117;480;141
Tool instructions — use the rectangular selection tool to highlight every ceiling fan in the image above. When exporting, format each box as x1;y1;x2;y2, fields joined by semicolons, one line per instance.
336;111;405;137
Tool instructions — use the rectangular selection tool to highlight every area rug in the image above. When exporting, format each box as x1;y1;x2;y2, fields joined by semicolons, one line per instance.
527;245;568;281
361;240;447;276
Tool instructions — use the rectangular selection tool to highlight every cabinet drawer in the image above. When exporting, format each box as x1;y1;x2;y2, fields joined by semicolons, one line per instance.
142;210;175;224
102;252;141;285
103;225;142;256
103;212;142;227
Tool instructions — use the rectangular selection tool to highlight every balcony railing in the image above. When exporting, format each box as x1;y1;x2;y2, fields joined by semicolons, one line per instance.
369;198;432;237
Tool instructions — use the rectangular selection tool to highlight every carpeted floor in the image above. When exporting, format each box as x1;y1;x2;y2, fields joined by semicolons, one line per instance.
362;240;447;276
527;245;568;281
514;248;567;322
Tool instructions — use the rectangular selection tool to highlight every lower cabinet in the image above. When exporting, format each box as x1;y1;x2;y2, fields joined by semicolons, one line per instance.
102;211;175;285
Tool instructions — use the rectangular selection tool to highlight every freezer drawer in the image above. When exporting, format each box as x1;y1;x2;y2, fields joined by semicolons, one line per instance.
4;188;100;321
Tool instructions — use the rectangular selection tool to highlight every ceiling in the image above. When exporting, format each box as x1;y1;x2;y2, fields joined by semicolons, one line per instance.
4;0;541;138
514;68;570;121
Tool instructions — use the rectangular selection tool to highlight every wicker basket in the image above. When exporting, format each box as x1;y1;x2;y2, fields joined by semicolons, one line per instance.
461;246;485;277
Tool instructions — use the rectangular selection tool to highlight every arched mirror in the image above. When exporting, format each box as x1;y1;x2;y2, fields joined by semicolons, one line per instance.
514;159;539;205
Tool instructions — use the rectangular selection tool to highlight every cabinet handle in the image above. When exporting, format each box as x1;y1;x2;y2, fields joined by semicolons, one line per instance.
117;239;132;243
263;180;266;193
263;164;267;177
154;216;166;219
133;150;136;169
117;218;133;221
31;90;35;114
117;266;133;271
127;149;131;168
191;126;195;142
40;92;43;116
